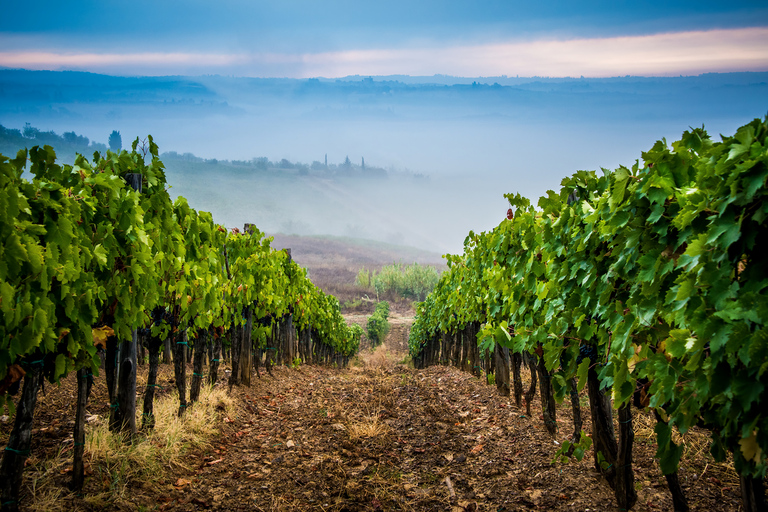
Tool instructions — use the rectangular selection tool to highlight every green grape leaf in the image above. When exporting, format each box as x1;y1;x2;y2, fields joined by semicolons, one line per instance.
576;358;590;393
94;244;108;267
54;353;66;380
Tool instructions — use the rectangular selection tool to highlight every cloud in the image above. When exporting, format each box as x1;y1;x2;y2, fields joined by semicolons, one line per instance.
2;27;767;77
0;51;248;68
304;27;768;77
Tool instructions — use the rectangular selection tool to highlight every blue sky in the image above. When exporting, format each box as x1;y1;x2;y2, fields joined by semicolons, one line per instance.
2;1;768;77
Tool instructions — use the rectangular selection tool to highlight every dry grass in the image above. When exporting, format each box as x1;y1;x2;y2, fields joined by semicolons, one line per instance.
355;343;406;369
23;384;234;512
633;407;740;488
322;368;394;442
347;416;391;440
365;346;393;368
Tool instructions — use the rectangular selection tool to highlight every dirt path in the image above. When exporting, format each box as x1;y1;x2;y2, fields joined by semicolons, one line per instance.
2;322;743;512
143;321;741;512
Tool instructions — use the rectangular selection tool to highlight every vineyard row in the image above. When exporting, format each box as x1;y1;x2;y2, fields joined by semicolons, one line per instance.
409;117;768;511
0;138;362;511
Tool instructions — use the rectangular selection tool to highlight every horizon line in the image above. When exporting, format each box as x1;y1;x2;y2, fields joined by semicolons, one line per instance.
2;66;768;82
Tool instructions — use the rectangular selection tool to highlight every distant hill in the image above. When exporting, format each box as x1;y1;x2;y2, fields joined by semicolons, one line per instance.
3;69;766;255
269;233;446;268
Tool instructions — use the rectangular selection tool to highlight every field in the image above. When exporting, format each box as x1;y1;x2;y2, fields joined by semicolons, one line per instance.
0;235;745;512
0;323;743;511
268;234;446;314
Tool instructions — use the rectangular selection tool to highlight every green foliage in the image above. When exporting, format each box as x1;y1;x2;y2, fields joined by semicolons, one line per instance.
355;267;374;289
348;323;364;351
409;116;768;480
367;301;390;345
342;298;363;309
0;138;361;411
374;300;390;319
553;431;593;464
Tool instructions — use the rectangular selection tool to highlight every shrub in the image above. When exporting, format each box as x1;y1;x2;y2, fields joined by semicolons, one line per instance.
374;300;390;319
355;267;374;289
367;301;390;345
372;263;440;301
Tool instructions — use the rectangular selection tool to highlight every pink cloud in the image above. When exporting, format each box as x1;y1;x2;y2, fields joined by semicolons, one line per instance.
304;27;768;77
1;27;766;77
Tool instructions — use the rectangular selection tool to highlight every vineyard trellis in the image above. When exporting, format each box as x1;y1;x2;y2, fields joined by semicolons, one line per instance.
0;139;360;511
409;117;768;511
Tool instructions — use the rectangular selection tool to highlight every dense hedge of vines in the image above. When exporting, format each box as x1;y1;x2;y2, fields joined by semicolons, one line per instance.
0;139;360;510
409;117;768;510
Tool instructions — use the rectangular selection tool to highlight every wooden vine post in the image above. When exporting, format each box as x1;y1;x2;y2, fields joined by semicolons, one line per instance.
105;335;119;428
511;352;523;408
238;307;253;386
142;328;164;428
740;475;767;512
535;348;557;436
209;327;223;385
113;329;138;431
654;409;689;511
162;338;172;364
586;357;618;487
228;324;241;389
614;403;637;509
523;354;537;417
173;329;188;416
494;345;510;396
111;172;142;434
0;364;42;512
72;367;92;491
189;329;207;404
566;378;583;455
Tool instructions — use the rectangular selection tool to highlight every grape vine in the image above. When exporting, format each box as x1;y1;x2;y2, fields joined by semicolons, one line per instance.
410;117;768;510
0;140;360;510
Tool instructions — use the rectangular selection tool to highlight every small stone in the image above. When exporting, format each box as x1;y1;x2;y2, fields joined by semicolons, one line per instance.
286;440;295;448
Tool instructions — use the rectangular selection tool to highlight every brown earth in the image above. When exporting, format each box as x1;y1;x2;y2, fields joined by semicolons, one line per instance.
0;318;745;512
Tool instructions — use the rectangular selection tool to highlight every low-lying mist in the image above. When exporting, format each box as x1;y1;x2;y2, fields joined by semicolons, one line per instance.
2;70;766;254
164;159;513;255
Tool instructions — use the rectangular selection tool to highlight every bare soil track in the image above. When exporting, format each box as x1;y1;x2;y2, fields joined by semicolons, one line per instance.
1;324;744;512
